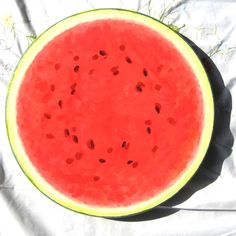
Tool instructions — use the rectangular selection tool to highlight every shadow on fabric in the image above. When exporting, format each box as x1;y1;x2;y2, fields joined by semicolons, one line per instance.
0;161;50;236
111;35;234;222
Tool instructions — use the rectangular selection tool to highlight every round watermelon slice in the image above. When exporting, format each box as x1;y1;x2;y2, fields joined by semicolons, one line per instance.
6;9;214;217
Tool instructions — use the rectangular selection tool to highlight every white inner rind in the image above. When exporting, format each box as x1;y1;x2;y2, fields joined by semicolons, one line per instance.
6;9;214;217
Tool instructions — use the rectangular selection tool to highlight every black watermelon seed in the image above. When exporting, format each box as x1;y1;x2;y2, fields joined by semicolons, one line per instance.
146;127;151;134
58;100;63;109
66;158;74;164
99;158;106;163
143;68;148;77
136;85;142;92
87;139;95;150
135;82;145;92
71;89;76;95
113;70;119;76
121;141;127;148
72;135;78;143
152;145;158;153
44;113;51;119
64;129;70;137
155;103;161;114
127;160;133;164
125;57;132;64
74;65;80;72
121;141;130;149
99;50;107;56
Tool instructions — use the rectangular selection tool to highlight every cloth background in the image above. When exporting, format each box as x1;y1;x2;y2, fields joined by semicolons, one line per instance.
0;0;236;235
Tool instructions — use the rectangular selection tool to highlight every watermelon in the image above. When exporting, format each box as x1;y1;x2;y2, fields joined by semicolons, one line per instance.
6;9;214;217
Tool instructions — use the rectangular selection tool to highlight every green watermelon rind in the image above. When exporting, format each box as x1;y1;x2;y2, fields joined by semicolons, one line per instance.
5;9;214;217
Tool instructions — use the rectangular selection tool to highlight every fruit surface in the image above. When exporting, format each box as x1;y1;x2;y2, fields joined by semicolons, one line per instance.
6;9;214;217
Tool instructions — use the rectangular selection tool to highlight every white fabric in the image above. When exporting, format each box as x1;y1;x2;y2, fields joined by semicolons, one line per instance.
0;0;236;235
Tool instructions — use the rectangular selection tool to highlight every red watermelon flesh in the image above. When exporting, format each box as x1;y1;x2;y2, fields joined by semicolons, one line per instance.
17;19;203;207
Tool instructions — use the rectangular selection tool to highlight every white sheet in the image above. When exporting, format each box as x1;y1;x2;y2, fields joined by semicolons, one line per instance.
0;0;236;235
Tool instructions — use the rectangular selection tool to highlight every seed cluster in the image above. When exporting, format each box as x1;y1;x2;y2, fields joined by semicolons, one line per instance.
42;44;177;183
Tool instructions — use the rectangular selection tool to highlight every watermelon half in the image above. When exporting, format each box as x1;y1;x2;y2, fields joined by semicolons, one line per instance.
6;9;214;217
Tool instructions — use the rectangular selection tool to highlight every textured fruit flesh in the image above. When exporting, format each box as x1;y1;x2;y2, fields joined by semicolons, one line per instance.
17;19;203;207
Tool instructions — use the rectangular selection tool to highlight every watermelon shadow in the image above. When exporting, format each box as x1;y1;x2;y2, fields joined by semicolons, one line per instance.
0;155;50;235
112;35;234;221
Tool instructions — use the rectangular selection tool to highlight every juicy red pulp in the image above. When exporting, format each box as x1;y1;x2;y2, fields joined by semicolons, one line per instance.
17;19;203;207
